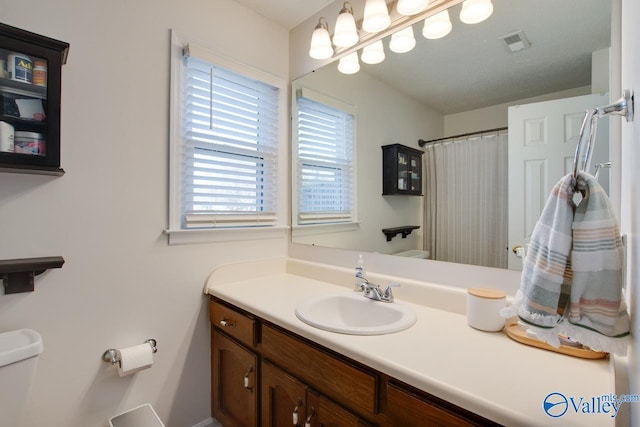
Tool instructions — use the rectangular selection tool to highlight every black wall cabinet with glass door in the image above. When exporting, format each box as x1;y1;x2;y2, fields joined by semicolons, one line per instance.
382;143;423;196
0;23;69;175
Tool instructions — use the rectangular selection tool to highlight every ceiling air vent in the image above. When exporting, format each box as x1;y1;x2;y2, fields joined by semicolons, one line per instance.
499;30;530;53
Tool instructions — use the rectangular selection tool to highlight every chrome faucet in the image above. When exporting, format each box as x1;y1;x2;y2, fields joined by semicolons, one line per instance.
361;279;399;303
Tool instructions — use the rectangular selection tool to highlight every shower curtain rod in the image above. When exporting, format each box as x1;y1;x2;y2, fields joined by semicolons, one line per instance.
418;126;508;147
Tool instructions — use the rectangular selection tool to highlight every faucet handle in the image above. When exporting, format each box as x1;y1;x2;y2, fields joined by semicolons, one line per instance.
383;283;400;301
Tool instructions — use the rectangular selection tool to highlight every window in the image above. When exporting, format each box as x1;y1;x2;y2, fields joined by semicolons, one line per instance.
167;33;286;244
294;89;355;227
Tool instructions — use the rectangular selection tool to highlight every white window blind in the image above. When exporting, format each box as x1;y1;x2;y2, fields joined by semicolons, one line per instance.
296;94;354;225
181;53;279;229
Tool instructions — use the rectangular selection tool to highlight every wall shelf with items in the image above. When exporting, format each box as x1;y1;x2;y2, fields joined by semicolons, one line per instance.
382;143;423;195
0;23;69;176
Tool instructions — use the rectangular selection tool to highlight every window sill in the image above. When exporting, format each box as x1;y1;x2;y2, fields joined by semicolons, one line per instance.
164;226;288;246
292;222;360;238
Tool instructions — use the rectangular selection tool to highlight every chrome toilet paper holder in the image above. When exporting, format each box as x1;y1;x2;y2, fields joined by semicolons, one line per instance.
102;338;158;366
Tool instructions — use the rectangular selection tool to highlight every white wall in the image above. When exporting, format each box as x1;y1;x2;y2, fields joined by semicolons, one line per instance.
0;1;289;426
292;66;442;254
443;86;592;136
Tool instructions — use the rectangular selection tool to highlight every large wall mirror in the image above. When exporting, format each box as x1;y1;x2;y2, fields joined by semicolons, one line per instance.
291;0;612;271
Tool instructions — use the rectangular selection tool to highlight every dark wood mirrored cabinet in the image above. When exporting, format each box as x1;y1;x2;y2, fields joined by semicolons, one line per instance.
0;23;69;176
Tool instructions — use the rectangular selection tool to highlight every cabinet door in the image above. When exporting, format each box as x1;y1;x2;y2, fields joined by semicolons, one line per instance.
212;330;258;427
397;150;410;191
408;153;422;193
306;390;369;427
385;382;474;427
261;361;307;427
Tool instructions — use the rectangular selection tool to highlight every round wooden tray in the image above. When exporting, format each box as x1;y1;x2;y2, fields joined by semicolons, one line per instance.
504;323;608;360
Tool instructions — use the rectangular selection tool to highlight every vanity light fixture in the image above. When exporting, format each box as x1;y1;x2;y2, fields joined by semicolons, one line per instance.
333;2;359;48
459;0;494;24
338;52;361;74
389;25;416;53
309;17;334;60
361;40;385;64
363;0;391;33
422;10;452;39
396;0;429;16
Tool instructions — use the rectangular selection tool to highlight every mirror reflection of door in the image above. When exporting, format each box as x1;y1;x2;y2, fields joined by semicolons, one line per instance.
507;93;610;270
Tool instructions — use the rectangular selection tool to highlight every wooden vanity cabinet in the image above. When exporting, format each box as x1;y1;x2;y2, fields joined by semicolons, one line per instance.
210;297;501;427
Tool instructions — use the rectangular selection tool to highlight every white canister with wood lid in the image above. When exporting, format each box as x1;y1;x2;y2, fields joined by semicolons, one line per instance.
466;288;506;332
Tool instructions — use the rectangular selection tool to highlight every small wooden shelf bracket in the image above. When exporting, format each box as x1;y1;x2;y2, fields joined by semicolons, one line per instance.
382;226;420;242
0;256;65;294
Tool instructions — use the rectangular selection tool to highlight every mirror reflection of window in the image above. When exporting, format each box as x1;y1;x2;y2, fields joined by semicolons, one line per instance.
294;89;355;227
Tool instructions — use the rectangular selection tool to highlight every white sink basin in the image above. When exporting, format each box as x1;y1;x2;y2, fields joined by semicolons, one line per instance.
295;293;417;335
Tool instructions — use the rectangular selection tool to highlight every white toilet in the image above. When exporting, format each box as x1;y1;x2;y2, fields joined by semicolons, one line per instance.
393;249;431;259
0;328;43;427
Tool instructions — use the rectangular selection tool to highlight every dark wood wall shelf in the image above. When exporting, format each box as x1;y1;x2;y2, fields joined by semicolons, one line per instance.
0;256;65;294
382;225;420;242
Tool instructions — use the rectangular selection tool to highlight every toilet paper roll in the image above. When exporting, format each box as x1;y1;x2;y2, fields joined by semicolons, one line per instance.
116;343;154;377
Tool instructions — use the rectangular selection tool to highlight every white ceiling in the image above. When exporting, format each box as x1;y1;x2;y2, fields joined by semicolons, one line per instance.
232;0;333;29
234;0;611;115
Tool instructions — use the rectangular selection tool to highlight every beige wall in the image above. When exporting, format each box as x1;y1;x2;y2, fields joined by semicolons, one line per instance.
0;1;288;426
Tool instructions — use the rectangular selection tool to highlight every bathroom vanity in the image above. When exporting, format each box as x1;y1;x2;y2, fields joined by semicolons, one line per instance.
206;258;614;427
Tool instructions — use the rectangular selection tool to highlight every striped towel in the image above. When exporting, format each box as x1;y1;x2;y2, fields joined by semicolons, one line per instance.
503;172;629;354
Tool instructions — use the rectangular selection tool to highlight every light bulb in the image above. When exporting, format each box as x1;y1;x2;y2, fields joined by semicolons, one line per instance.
338;52;360;74
460;0;494;24
361;40;385;64
389;26;416;53
333;2;359;48
309;18;333;59
363;0;391;33
396;0;428;16
422;10;452;39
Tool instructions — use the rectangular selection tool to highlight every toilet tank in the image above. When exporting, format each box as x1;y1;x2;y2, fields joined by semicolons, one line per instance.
0;329;43;427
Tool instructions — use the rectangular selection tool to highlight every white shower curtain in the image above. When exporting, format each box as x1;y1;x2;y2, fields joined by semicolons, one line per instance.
423;131;508;268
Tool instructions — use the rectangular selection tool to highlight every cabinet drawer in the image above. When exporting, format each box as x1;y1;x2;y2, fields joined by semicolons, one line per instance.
261;324;377;415
386;382;476;427
210;299;256;348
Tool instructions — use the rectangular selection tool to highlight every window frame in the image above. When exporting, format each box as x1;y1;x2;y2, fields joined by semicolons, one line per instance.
291;85;358;236
166;31;288;245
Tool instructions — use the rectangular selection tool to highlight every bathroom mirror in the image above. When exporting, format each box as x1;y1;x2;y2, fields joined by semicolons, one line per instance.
291;0;612;270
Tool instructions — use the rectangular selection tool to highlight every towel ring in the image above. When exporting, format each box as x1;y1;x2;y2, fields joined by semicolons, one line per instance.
572;90;634;179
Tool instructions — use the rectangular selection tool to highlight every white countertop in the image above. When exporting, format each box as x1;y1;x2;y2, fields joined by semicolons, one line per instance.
205;258;616;427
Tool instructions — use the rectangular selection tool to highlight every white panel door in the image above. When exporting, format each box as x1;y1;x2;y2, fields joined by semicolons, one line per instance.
507;93;610;270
